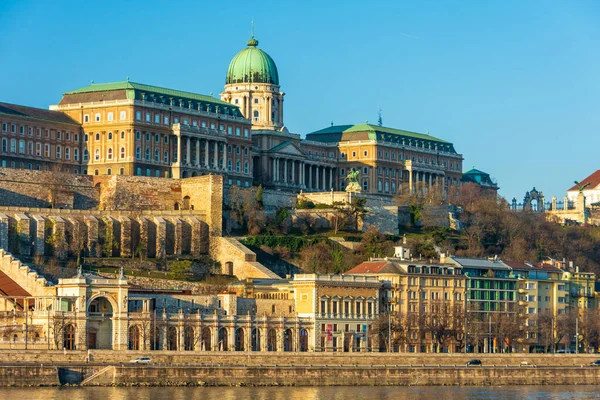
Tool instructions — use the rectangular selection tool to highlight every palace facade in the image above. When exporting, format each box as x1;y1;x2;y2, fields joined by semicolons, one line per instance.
1;33;463;196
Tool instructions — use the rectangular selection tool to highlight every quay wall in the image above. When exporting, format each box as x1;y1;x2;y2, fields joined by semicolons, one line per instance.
2;349;600;367
2;362;600;387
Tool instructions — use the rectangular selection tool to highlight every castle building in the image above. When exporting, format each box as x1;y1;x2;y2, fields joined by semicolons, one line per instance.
1;33;463;196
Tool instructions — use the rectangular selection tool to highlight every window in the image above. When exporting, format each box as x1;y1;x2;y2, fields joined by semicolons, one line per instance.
135;111;141;120
352;151;356;157
363;180;368;191
244;161;249;174
254;98;259;104
154;149;159;162
95;113;101;122
121;131;125;140
183;119;188;125
155;134;160;143
236;160;240;172
135;147;141;160
174;117;179;124
2;123;7;132
35;142;41;156
236;146;240;155
146;133;150;141
65;132;70;141
163;151;169;163
107;112;114;121
164;116;169;125
18;140;25;154
84;134;88;142
74;148;79;161
120;111;126;120
145;113;151;122
65;147;70;160
56;131;61;140
364;151;368;157
244;147;248;156
120;147;126;159
83;149;88;161
164;136;169;144
1;138;6;152
95;148;100;160
107;168;112;175
108;132;113;140
244;128;249;138
145;148;150;161
120;168;124;175
95;133;100;141
253;110;259;121
11;124;16;133
377;180;382;192
155;114;160;123
44;144;50;157
136;131;141;140
235;127;241;136
363;167;368;174
227;126;232;135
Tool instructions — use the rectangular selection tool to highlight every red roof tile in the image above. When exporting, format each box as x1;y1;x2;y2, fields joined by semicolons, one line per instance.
568;170;600;191
345;261;400;274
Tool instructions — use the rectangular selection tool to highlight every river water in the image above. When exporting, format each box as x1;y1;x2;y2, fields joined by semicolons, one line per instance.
1;386;600;400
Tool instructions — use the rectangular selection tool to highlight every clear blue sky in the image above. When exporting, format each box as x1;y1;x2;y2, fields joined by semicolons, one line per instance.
1;0;598;202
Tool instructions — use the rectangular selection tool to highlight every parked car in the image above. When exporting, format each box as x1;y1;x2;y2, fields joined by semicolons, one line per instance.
590;360;600;366
466;359;482;366
557;349;576;354
129;357;153;364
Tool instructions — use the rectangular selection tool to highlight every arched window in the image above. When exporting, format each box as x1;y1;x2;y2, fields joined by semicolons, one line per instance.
377;180;382;192
163;151;169;163
120;131;125;139
108;132;113;140
244;161;249;174
145;148;150;160
227;159;232;171
94;148;100;160
120;111;126;120
94;169;99;176
154;149;159;162
236;160;240;172
83;149;88;161
95;133;100;141
135;147;141;160
55;145;61;159
107;147;113;160
120;146;126;159
253;110;259;121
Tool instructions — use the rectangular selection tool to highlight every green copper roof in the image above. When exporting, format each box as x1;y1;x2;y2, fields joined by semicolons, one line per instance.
64;81;232;106
307;124;451;144
226;37;279;85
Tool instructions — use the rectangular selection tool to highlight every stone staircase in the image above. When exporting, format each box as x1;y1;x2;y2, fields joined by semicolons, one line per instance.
80;365;115;386
0;249;54;296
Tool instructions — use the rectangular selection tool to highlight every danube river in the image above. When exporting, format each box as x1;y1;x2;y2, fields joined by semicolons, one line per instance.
1;386;600;400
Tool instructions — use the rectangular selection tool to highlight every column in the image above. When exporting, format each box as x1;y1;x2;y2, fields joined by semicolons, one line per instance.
300;162;304;187
272;158;277;182
177;135;182;164
291;160;295;184
205;140;209;168
322;167;326;191
283;159;287;183
186;137;191;165
429;172;433;188
329;168;333;190
222;143;227;171
409;169;413;193
196;139;200;167
276;158;280;181
213;142;218;169
315;166;319;190
308;164;313;189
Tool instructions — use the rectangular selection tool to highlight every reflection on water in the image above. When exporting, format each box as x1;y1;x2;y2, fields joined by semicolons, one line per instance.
2;386;600;400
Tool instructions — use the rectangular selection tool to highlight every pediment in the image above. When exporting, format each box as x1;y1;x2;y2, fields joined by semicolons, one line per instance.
270;141;304;156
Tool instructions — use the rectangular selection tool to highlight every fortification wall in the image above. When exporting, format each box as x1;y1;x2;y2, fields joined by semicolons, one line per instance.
94;175;181;211
0;209;209;259
0;168;99;209
301;191;394;207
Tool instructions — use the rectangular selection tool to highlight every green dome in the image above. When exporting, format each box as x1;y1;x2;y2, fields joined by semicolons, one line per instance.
226;37;279;85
